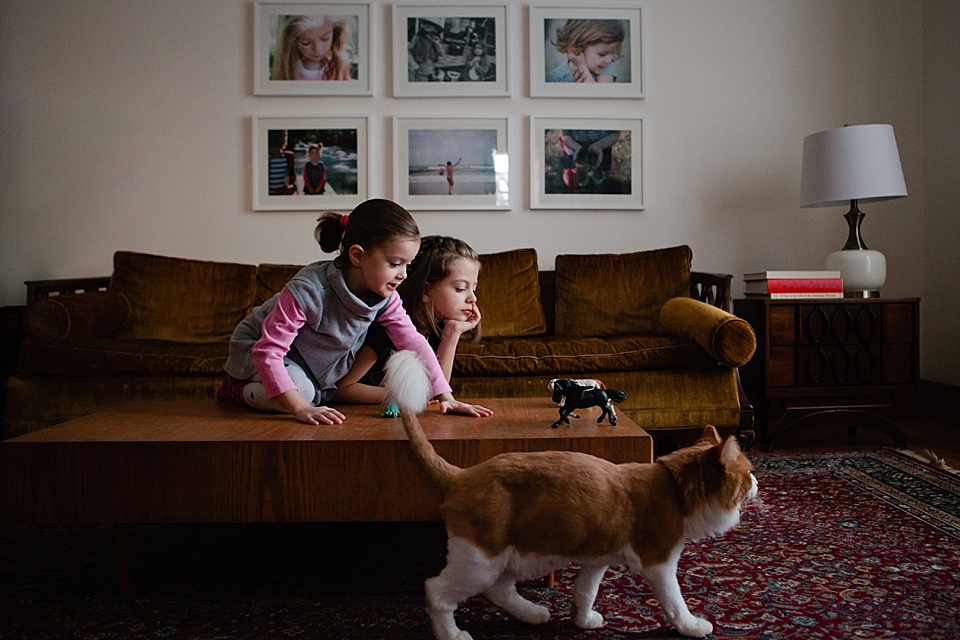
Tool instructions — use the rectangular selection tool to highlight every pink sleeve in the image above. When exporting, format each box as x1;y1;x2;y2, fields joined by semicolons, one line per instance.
378;295;453;398
251;288;305;398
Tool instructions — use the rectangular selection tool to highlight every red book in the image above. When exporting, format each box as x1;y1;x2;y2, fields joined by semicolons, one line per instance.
744;278;844;295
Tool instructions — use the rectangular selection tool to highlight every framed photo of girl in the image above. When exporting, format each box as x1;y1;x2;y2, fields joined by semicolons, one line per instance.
253;2;371;96
252;116;368;211
530;117;643;210
529;6;643;98
394;117;509;210
392;5;509;97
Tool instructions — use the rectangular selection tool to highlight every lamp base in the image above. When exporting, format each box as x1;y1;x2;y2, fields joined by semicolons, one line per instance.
825;249;886;298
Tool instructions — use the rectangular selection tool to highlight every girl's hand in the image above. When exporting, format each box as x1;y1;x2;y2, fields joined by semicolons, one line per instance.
436;394;493;418
444;303;481;337
567;51;594;83
292;404;346;426
587;142;605;166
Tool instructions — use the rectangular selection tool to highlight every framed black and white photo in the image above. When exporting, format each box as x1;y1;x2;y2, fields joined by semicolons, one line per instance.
253;116;368;211
254;2;370;96
394;117;509;210
530;117;643;210
529;6;643;98
392;5;509;97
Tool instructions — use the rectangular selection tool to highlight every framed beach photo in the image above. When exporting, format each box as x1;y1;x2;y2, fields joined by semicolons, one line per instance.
530;117;643;210
254;2;370;96
394;117;509;210
392;5;509;97
253;116;368;211
529;6;643;98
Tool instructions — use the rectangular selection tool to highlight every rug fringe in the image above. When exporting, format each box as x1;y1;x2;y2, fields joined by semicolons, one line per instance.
896;448;959;474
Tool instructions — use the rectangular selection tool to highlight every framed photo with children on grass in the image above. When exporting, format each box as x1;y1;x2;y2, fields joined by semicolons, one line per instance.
392;5;509;97
394;117;509;211
253;116;368;211
529;6;643;99
530;117;643;210
253;2;371;96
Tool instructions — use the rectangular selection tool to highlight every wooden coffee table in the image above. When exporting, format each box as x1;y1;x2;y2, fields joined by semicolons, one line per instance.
0;397;652;525
1;397;651;592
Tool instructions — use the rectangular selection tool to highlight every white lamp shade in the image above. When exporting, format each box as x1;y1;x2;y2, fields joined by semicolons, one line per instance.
800;124;907;207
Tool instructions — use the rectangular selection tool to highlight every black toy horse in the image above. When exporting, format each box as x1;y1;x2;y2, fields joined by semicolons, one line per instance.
551;382;628;429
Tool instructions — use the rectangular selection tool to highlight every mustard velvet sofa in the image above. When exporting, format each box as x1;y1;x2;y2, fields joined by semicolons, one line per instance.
3;247;756;445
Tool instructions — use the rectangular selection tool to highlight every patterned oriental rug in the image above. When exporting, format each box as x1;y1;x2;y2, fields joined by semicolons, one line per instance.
2;449;958;639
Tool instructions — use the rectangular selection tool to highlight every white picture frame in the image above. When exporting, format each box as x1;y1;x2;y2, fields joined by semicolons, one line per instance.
254;2;371;96
392;4;509;98
253;116;368;211
530;117;643;210
394;117;510;210
529;6;644;99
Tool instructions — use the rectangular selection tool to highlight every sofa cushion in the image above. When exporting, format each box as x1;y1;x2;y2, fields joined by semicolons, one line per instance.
110;252;257;343
23;291;130;341
453;334;715;377
477;249;547;338
256;263;304;306
16;338;228;377
555;246;692;337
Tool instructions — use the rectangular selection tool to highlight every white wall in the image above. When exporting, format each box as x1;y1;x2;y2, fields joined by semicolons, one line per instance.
0;1;954;384
922;0;960;387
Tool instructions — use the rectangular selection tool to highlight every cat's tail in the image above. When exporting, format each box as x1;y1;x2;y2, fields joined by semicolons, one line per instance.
383;350;462;486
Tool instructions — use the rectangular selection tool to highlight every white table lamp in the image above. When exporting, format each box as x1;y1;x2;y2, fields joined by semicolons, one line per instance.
799;124;907;297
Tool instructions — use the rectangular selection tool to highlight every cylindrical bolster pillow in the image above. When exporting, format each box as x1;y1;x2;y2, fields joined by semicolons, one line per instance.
658;297;756;367
23;291;131;342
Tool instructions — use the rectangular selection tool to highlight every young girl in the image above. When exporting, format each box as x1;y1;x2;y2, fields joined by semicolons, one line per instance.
336;235;482;400
272;15;351;81
548;19;625;84
218;199;491;425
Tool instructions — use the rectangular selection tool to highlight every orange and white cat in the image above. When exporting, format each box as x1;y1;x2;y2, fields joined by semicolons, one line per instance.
384;351;758;640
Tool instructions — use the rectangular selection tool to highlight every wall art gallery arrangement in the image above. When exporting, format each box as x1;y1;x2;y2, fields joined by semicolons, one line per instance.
252;2;644;212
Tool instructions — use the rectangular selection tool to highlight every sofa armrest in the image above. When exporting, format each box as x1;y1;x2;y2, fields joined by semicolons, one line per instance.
659;297;756;367
23;291;131;341
25;276;112;303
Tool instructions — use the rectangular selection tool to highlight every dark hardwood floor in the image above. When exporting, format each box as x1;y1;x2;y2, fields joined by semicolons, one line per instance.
766;413;960;471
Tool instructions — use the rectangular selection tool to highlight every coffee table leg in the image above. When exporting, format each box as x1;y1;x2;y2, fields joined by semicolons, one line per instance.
115;524;132;595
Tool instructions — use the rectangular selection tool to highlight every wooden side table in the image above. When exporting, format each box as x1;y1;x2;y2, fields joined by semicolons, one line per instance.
734;297;919;450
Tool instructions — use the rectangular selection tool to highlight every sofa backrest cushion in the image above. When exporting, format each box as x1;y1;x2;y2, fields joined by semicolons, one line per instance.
555;245;692;337
255;263;304;306
110;251;257;343
477;248;547;338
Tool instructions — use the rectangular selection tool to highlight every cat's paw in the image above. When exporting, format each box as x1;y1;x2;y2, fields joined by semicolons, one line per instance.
573;609;605;630
676;616;712;638
520;604;550;625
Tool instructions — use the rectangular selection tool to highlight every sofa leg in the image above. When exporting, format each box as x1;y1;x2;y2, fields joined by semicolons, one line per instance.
115;523;132;595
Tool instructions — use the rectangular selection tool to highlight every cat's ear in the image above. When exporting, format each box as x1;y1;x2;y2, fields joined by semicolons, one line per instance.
719;436;742;468
700;425;722;445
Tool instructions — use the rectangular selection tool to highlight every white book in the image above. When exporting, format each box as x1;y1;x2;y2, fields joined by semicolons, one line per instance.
743;270;841;281
745;291;845;299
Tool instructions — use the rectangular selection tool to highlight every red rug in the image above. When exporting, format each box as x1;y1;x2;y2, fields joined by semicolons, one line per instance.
1;449;958;639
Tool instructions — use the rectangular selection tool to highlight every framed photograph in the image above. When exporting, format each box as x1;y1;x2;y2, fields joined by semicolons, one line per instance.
530;117;643;210
254;2;370;96
394;117;509;210
529;6;643;98
392;5;509;97
253;116;368;211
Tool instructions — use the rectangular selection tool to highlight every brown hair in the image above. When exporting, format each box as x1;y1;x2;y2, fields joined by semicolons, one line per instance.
552;19;625;55
398;235;482;341
315;199;420;268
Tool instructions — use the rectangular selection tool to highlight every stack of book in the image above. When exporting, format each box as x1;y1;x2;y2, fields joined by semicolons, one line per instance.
744;270;843;299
